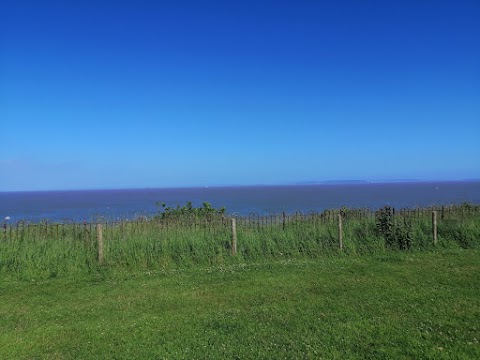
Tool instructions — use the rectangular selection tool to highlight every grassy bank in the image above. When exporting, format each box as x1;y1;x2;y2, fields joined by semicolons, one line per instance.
1;250;479;359
1;204;479;280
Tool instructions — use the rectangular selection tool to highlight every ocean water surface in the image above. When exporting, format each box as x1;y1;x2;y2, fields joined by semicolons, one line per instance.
1;182;479;223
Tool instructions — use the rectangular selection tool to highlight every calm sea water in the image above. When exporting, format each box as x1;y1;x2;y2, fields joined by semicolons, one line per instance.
1;182;479;223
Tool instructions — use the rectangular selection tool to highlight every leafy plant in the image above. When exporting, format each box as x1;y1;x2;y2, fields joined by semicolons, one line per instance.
375;206;411;250
155;201;225;220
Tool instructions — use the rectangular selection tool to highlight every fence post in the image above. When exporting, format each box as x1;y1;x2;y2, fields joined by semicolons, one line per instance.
282;211;286;230
97;223;104;265
231;218;237;256
338;213;343;251
432;211;437;245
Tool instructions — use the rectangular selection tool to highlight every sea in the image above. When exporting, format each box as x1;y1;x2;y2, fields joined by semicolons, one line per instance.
1;181;479;223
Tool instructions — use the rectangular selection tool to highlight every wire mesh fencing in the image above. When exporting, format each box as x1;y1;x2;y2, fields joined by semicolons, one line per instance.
1;204;479;274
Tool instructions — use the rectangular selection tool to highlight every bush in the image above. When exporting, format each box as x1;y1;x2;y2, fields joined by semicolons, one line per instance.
375;206;411;250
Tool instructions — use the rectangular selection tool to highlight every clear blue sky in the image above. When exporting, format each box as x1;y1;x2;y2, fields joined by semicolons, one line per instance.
1;0;479;191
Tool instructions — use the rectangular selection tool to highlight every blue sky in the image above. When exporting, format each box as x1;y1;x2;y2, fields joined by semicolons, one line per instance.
1;0;479;191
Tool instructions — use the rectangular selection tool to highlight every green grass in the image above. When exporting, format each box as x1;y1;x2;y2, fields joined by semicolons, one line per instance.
1;250;479;359
2;205;480;280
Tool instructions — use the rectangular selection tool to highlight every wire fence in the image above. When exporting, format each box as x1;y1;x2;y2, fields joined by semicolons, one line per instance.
1;204;479;274
2;204;479;240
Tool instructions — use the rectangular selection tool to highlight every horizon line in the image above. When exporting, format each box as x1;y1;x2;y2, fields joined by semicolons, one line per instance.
1;178;479;193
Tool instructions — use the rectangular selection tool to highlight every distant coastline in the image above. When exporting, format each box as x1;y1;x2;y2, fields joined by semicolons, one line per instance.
293;179;480;185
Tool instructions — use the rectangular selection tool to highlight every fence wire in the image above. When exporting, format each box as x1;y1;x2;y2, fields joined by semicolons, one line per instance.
1;204;479;271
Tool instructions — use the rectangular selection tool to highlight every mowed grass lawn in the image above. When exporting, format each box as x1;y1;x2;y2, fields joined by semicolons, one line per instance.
1;250;479;359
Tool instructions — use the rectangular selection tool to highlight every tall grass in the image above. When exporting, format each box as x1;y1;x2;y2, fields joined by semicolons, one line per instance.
1;204;479;279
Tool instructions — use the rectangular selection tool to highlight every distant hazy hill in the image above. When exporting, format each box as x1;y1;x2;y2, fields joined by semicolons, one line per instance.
294;179;479;185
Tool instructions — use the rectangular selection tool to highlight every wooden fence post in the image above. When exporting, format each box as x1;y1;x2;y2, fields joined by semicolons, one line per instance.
231;218;237;256
432;211;437;245
282;211;286;230
338;214;343;251
97;223;104;265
